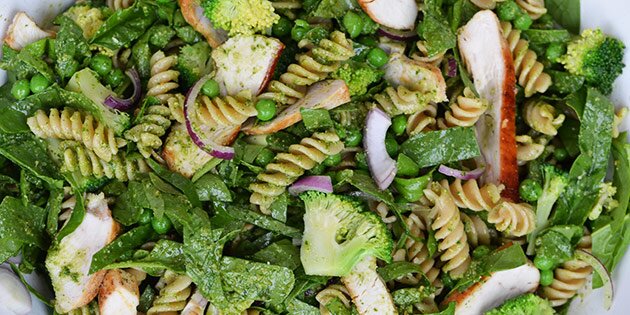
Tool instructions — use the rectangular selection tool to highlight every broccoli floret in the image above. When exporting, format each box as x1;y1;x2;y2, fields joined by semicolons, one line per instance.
526;164;569;254
484;293;554;315
560;29;625;95
63;5;106;39
201;0;280;36
300;191;393;276
177;42;213;89
331;61;384;96
66;69;131;135
588;182;618;220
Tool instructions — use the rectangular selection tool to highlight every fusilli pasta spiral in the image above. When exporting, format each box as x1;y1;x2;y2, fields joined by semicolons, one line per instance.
374;86;430;116
501;22;552;97
124;104;173;158
392;213;441;286
440;178;503;212
107;0;134;11
270;0;302;19
460;213;494;247
259;31;354;105
516;0;547;20
61;141;149;182
369;201;398;224
27;108;126;162
249;131;344;212
524;99;565;136
196;92;257;127
437;88;488;129
487;200;536;237
406;103;437;135
167;94;186;124
423;183;471;278
316;284;353;315
148;270;193;314
516;135;547;165
411;41;444;67
469;0;506;9
147;51;179;103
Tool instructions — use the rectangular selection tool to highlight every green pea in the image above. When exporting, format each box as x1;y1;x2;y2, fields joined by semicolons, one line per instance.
472;245;491;259
11;79;30;100
534;255;554;270
519;178;542;202
344;129;363;147
29;74;50;94
393;176;430;202
138;209;153;225
540;269;554;286
324;153;342;167
291;26;308;42
309;163;326;175
255;148;275;167
90;54;113;77
385;136;399;157
553;147;568;161
396;153;420;177
256;99;277;121
367;47;389;68
343;11;364;39
355;152;369;170
201;79;220;98
273;17;292;37
391;115;407;136
545;42;566;63
497;1;520;21
106;68;126;87
151;215;172;234
513;13;533;30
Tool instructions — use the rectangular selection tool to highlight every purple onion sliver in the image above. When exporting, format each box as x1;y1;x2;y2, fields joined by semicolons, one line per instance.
447;57;458;78
288;175;333;195
438;164;484;180
102;69;142;111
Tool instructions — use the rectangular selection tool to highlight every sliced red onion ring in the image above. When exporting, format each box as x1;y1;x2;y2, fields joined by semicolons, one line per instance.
575;249;613;310
377;27;417;41
103;69;141;111
184;75;235;160
438;165;485;180
364;108;397;190
288;176;333;195
446;56;458;78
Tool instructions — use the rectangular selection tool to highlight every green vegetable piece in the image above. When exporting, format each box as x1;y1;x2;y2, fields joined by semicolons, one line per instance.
343;11;364;38
201;0;280;36
497;1;520;21
367;47;389;68
513;13;533;30
519;179;543;202
534;255;554;270
385;136;399;157
291;26;308;41
391;115;407;136
324;153;342;167
309;163;326;175
11;79;31;100
485;293;554;315
355;152;369;170
545;42;566;62
138;209;153;225
301;108;334;131
29;74;50;94
273;17;292;37
152;215;173;234
194;173;232;202
523;29;571;45
201;79;220;98
105;68;125;87
400;127;480;168
344;129;362;147
396;154;420;177
177;41;213;89
540;269;553;286
330;61;384;96
90;54;113;77
393;174;431;202
255;148;275;167
545;0;580;34
90;224;155;273
256;99;277;121
138;286;156;313
553;147;568;161
472;245;491;259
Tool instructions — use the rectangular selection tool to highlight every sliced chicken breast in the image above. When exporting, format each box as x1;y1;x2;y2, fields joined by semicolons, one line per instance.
358;0;418;30
5;12;54;50
98;269;141;315
341;256;397;315
384;54;447;103
178;0;227;48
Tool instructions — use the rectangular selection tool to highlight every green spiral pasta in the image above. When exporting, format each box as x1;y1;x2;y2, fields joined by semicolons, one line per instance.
27;108;126;162
523;99;565;136
249;131;344;212
516;0;547;20
147;51;179;103
374;86;432;116
124;104;173;159
406;103;437;135
61;141;149;182
147;270;193;314
259;31;354;105
316;284;353;315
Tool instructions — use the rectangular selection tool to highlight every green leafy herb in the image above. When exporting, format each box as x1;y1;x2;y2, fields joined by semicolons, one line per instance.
535;225;583;269
104;239;186;274
545;0;580;34
194;173;232;202
418;12;457;57
90;224;155;273
454;244;527;292
0;197;48;262
301;108;334;131
252;239;301;270
400;127;480;168
147;159;200;207
91;1;158;50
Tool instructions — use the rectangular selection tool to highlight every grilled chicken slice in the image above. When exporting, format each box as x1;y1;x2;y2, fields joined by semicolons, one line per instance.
444;262;539;315
358;0;418;30
458;10;519;201
98;269;141;315
384;54;447;103
341;256;397;315
243;80;350;135
4;12;54;50
212;35;284;96
179;0;227;48
45;193;120;314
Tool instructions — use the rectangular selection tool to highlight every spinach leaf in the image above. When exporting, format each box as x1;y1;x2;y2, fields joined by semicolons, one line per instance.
548;70;584;95
453;243;527;292
45;188;64;236
545;0;580;34
269;192;288;222
221;203;302;238
535;225;583;269
0;197;48;262
104;239;186;274
377;261;426;282
523;29;571;44
91;1;158;50
147;159;200;207
393;287;435;314
56;190;86;241
400;127;480;168
557;118;580;157
609;135;630;234
17;48;55;82
301;108;334;131
53;16;90;80
194;173;232;202
221;257;295;306
551;88;614;225
90;224;155;273
302;0;360;18
284;298;319;315
252;239;301;270
0;133;62;188
418;12;457;57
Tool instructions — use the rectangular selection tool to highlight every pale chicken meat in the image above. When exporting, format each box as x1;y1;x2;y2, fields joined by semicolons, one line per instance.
98;269;142;315
358;0;418;30
341;256;397;315
178;0;227;48
4;12;54;50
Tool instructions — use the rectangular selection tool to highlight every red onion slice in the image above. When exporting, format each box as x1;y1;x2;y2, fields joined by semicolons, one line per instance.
574;249;613;310
184;75;235;160
103;69;141;111
438;165;484;180
377;27;417;41
288;176;333;195
446;56;457;78
364;108;397;190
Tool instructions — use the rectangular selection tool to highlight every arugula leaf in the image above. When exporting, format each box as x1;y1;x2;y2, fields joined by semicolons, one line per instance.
90;224;155;273
91;1;158;50
252;239;301;270
401;127;480;168
104;239;186;274
545;0;580;34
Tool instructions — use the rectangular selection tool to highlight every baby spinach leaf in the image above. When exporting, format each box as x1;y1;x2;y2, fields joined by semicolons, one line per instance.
147;159;200;207
91;1;158;50
545;0;580;34
535;225;583;269
222;203;302;239
418;13;457;57
0;132;62;188
401;127;480;168
523;29;571;44
453;243;527;292
609;135;630;233
252;239;301;270
104;239;186;274
301;108;334;131
194;173;232;202
56;190;85;241
90;224;155;273
377;261;426;282
0;197;48;262
53;16;90;80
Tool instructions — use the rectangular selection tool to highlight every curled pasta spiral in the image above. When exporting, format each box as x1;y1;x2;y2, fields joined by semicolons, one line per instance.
249;131;344;212
524;99;565;136
613;107;627;138
316;284;353;315
374;86;429;116
147;51;179;103
148;271;193;314
167;94;186;124
406;103;437;135
411;41;444;67
259;31;354;105
516;135;547;165
61;141;149;182
487;200;536;237
501;22;552;97
460;213;494;247
270;0;302;19
516;0;547;20
437;88;488;129
392;213;441;286
469;0;506;9
423;183;471;278
440;178;503;212
124;105;173;158
27;108;126;162
107;0;134;10
541;233;593;307
196;92;257;127
369;201;398;224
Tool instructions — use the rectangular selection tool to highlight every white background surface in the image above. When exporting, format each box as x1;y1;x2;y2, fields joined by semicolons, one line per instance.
0;0;629;314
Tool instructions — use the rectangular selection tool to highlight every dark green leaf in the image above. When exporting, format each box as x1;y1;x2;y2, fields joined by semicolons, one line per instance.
223;204;302;238
194;173;232;202
557;118;580;157
401;127;480;168
0;197;48;262
535;225;583;269
301;108;334;131
53;16;90;79
454;244;527;292
46;188;64;236
523;29;571;44
548;70;584;95
302;0;360;18
418;13;457;57
377;261;425;282
56;190;85;241
545;0;580;34
252;239;301;270
91;2;158;50
147;159;200;207
269;192;288;222
0;132;62;188
90;224;155;273
104;239;186;274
